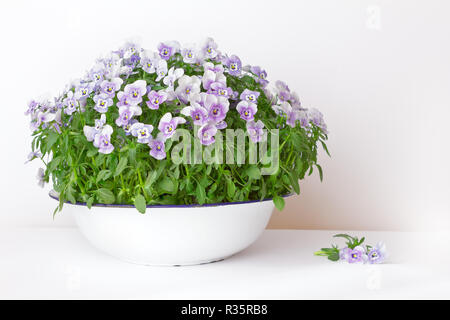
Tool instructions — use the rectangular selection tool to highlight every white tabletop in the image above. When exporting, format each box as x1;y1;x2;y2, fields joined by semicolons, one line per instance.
1;228;449;299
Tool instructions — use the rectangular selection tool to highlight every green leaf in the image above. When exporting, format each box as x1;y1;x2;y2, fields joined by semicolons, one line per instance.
45;132;59;154
157;177;174;193
246;165;261;179
134;194;146;214
86;197;94;209
195;183;206;205
96;170;111;183
87;149;98;157
226;179;236;198
145;171;158;189
273;195;285;211
96;188;115;204
289;171;300;194
316;164;323;182
114;157;128;177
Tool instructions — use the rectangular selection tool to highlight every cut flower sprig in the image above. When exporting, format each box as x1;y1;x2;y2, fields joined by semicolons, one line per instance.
314;234;387;264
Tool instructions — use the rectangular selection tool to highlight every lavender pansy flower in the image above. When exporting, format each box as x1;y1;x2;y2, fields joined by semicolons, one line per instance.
25;100;39;115
240;89;260;103
116;91;133;108
215;120;227;130
130;122;154;144
225;55;242;76
308;108;328;134
208;82;233;98
140;50;159;74
63;91;78;115
158;112;186;139
83;114;107;141
197;122;218;146
236;101;257;121
74;82;94;101
148;133;167;160
93;93;113;113
367;242;387;264
246;120;266;143
203;62;224;73
100;77;123;97
115;105;142;126
25;151;42;164
181;43;199;64
122;41;141;59
146;90;168;110
201;37;219;59
124;80;147;104
122;119;138;136
180;102;209;126
272;102;301;128
158;41;180;60
37;168;45;188
175;75;201;104
155;59;168;82
163;67;184;88
203;95;229;123
94;132;114;154
202;70;226;91
250;66;268;86
340;246;367;264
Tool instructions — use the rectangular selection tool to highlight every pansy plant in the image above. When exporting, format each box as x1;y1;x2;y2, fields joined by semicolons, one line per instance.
26;37;329;214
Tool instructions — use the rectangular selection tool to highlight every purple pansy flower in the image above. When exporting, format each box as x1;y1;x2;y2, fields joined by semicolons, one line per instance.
308;108;328;134
208;82;233;98
116;91;133;108
158;112;186;139
148;134;167;160
100;78;123;97
197;122;217;146
246;120;266;143
88;64;105;84
215;120;227;130
123;80;147;104
202;69;227;91
130;122;154;144
367;242;387;264
158;41;180;60
94;132;114;154
203;62;224;73
155;59;168;82
63;91;79;115
83;114;107;141
122;119;138;136
25;100;39;115
93;93;113;113
163;67;184;88
37;168;45;188
250;66;268;86
25;151;43;164
140;50;159;74
240;89;260;103
146;90;168;110
272;102;302;128
175;75;201;104
201;37;219;60
115;105;142;127
74;82;94;101
203;95;229;123
181;102;209;126
340;246;367;264
236;101;257;121
181;43;199;64
225;55;242;76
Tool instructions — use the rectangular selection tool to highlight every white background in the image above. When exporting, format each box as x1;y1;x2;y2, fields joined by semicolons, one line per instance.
0;0;449;230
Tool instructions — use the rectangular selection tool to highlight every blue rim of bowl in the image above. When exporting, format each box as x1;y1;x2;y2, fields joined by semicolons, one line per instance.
49;190;293;209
